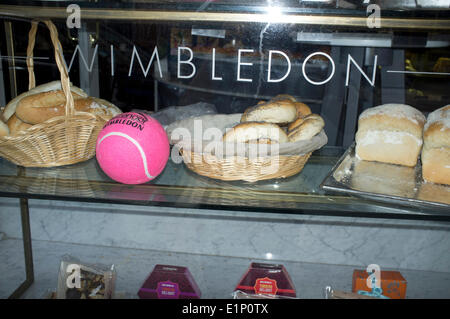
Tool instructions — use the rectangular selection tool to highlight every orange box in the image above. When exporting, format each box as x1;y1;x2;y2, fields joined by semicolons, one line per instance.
352;269;407;299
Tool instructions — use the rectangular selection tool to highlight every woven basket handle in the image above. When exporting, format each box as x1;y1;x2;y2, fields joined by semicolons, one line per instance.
26;20;75;117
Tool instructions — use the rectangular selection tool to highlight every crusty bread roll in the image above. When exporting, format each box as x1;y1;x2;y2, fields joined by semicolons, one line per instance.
421;105;450;185
0;119;9;137
288;117;304;132
355;104;426;167
7;114;33;136
287;114;325;142
293;102;312;119
223;122;289;144
2;80;87;122
15;90;85;124
16;94;122;125
241;100;297;124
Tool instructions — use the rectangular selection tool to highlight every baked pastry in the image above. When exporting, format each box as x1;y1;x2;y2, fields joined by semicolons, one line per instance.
287;112;319;132
7;114;32;136
287;117;304;132
271;95;311;118
355;104;426;167
293;102;312;119
15;94;121;125
0;119;9;137
287;114;325;142
223;122;289;144
16;91;87;124
421;105;450;185
241;100;297;124
2;80;87;122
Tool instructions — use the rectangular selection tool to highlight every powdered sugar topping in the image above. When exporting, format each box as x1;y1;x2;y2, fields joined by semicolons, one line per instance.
360;104;425;125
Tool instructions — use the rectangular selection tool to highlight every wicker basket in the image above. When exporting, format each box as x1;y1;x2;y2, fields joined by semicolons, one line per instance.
168;114;327;182
0;20;106;167
182;151;311;182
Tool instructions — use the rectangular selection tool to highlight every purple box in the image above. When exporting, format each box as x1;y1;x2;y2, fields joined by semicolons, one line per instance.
138;265;201;299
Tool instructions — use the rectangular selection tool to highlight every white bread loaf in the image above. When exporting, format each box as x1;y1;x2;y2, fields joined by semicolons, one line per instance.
2;80;87;122
241;100;297;124
421;105;450;185
222;122;289;144
0;119;9;137
355;104;426;167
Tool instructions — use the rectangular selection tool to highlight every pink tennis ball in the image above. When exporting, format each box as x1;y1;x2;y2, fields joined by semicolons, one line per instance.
96;112;170;184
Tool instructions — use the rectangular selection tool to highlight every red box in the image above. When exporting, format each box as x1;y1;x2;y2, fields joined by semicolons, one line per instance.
235;262;296;298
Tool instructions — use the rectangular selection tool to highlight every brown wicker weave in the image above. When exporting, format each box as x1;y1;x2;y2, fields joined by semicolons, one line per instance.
181;150;311;182
0;20;106;167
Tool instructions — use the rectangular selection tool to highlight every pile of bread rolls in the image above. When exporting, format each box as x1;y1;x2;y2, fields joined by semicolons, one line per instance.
222;94;325;144
355;103;449;186
0;81;121;138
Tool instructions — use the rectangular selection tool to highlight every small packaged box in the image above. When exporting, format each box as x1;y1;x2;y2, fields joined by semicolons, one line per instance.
138;264;201;299
352;269;407;299
234;262;296;298
56;255;116;299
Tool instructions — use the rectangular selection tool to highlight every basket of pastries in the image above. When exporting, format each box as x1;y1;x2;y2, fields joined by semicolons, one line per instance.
167;94;328;182
0;20;121;167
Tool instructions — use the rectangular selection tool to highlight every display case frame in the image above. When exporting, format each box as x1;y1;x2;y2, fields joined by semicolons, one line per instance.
0;2;449;299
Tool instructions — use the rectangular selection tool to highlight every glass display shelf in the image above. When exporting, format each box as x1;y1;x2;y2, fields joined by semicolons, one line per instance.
0;146;449;221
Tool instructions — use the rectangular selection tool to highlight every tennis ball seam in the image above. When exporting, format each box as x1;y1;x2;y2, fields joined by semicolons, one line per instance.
97;132;155;180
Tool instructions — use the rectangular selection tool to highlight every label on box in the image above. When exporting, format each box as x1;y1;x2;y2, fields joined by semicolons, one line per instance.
254;277;278;295
157;281;180;299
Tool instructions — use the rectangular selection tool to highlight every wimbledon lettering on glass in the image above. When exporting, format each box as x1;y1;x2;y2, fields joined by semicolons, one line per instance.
66;45;378;88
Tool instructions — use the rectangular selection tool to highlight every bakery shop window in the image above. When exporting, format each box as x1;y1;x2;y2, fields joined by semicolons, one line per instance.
1;16;449;149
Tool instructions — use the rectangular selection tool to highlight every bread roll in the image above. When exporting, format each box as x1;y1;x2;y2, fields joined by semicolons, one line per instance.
223;122;289;144
17;94;122;125
7;114;32;136
355;104;426;167
2;81;87;122
293;102;312;118
287;117;304;132
288;114;325;142
421;105;450;185
0;119;9;137
241;100;297;124
16;91;86;124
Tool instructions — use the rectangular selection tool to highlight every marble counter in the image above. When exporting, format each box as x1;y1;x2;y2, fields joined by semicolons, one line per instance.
1;197;449;279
